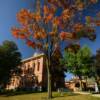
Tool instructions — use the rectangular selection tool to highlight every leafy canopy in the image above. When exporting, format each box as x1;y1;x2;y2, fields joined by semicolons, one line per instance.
11;0;100;55
0;40;21;85
61;45;92;76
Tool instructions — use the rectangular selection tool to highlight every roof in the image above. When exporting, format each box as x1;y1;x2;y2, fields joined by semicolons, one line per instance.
21;53;45;62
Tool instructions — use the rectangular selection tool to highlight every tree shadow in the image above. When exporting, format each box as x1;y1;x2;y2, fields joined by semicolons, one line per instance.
0;90;42;97
41;92;80;100
53;92;80;98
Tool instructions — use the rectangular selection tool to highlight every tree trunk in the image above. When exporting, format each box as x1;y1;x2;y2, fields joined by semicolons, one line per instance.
84;76;88;91
79;80;82;91
79;76;82;91
46;58;52;99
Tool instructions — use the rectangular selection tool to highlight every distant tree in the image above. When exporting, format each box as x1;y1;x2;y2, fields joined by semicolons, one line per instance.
0;40;21;87
77;46;92;76
61;45;92;75
60;45;92;90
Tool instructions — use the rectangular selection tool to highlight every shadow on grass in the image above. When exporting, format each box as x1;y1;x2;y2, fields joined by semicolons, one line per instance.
54;92;80;97
0;90;42;97
0;91;80;100
41;92;80;100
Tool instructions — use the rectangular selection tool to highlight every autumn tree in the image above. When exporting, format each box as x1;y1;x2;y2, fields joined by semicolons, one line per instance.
11;0;100;99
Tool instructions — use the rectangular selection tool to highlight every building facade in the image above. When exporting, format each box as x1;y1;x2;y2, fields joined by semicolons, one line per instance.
6;53;47;91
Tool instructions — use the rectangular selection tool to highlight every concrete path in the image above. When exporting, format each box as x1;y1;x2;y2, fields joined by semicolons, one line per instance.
74;92;91;95
92;94;100;98
74;91;100;98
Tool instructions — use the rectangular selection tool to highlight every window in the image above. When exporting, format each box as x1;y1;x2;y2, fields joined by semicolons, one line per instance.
28;64;30;73
37;61;40;71
28;64;30;68
33;63;35;72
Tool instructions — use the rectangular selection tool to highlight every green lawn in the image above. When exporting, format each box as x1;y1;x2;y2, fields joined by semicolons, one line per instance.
0;92;100;100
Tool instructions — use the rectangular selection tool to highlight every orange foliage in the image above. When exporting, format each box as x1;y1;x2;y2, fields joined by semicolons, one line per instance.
95;20;100;26
60;31;66;40
11;26;32;39
19;34;26;39
33;32;41;39
41;33;47;39
66;32;73;39
62;9;72;21
45;14;53;23
26;40;35;48
72;33;77;39
25;32;31;37
48;0;57;4
17;9;33;25
44;5;49;15
11;27;20;38
53;17;60;26
49;32;56;36
41;29;47;39
33;29;47;39
43;6;55;23
60;31;73;40
90;0;98;4
77;2;84;11
47;14;53;20
74;23;84;33
49;6;56;14
36;42;42;48
32;24;39;32
20;28;29;33
11;0;99;51
34;14;41;22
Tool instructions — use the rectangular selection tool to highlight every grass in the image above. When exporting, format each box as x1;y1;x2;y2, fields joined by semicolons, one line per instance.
0;92;100;100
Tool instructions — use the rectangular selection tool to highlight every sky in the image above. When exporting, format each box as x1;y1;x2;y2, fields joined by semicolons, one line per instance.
0;0;100;59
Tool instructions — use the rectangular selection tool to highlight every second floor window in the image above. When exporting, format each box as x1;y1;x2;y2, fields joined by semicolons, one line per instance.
28;64;30;73
33;63;35;72
37;61;40;71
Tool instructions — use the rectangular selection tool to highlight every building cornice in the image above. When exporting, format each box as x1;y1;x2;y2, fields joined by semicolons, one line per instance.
21;53;45;63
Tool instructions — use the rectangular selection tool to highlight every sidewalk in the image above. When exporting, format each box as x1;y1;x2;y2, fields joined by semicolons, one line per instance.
92;94;100;98
74;91;100;98
74;91;91;95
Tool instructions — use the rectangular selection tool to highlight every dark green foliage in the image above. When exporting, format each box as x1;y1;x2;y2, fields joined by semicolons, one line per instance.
95;49;100;77
0;40;21;86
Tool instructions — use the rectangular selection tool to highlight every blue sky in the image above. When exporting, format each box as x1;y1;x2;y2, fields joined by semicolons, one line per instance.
0;0;100;60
